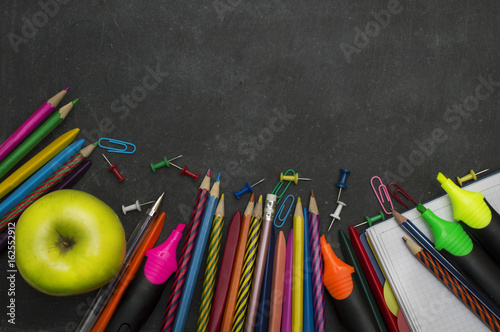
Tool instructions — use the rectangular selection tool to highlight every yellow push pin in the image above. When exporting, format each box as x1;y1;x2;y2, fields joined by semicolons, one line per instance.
457;169;489;186
280;172;312;184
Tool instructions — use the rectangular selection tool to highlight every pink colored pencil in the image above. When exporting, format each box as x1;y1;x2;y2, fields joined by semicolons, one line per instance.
0;87;68;162
268;231;286;332
281;229;293;332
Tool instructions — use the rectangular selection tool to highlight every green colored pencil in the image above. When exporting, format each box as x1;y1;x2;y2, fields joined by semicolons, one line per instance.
0;99;77;180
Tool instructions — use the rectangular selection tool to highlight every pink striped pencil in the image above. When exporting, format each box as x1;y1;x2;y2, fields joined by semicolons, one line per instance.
0;87;68;162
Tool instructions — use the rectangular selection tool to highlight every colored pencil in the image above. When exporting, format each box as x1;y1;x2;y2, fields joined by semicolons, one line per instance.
207;210;242;332
161;171;211;332
0;142;95;232
268;231;286;332
0;128;80;199
0;100;77;179
50;159;92;191
197;195;225;332
404;236;500;332
302;206;314;332
281;229;293;332
292;199;304;332
308;191;326;332
91;212;166;332
231;195;263;332
171;174;221;332
255;228;275;332
0;87;68;162
245;194;277;331
349;226;398;332
0;139;84;219
392;209;500;320
221;194;255;331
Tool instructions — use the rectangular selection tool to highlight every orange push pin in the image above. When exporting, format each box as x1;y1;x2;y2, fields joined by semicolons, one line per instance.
280;172;312;184
457;169;489;186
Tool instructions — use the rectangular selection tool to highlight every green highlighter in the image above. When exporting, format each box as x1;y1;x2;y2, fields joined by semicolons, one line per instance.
418;203;500;308
437;172;500;264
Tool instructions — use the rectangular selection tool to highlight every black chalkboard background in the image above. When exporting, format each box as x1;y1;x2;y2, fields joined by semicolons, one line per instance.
1;1;499;331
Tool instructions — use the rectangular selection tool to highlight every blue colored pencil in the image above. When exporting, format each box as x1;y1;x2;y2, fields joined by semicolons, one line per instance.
0;139;84;218
303;206;315;332
172;174;221;332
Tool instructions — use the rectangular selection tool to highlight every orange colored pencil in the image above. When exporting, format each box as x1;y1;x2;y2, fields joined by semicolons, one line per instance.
91;212;166;332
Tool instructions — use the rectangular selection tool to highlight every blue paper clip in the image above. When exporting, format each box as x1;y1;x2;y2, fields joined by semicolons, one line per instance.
273;194;295;228
98;138;136;154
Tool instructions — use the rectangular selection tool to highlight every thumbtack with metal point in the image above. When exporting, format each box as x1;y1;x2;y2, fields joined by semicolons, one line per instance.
102;154;126;183
122;200;155;215
234;178;265;199
328;201;346;232
354;211;386;228
150;154;183;172
170;162;199;182
280;172;312;185
336;168;351;201
457;169;489;186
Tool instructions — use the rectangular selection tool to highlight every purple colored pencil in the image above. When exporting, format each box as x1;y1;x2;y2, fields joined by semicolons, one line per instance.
0;87;69;163
281;229;293;332
309;192;326;332
51;160;92;191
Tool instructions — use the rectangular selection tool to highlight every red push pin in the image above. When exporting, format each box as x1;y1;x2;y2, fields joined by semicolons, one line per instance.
170;162;199;182
102;154;126;183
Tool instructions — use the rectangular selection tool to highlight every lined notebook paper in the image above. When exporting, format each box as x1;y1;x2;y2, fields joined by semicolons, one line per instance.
366;171;500;332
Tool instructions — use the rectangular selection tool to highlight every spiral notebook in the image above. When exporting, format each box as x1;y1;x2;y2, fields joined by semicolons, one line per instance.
366;171;500;332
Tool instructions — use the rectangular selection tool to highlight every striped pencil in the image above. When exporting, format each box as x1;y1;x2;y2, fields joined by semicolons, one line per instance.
0;142;96;232
404;237;500;332
303;206;314;332
308;191;326;332
0;87;68;163
171;174;221;332
220;194;255;331
160;170;211;332
231;195;263;332
197;195;225;332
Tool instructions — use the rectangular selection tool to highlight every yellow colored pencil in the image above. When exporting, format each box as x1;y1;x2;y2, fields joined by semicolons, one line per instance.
292;198;304;332
0;128;80;199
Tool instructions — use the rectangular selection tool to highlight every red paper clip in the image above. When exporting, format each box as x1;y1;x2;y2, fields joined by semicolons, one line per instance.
387;182;416;209
370;176;393;215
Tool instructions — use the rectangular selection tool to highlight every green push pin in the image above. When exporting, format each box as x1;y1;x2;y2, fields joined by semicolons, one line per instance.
354;211;385;228
150;154;183;172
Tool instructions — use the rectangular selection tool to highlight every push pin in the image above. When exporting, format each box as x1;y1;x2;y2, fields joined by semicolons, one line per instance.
328;201;346;232
336;168;351;201
170;162;200;182
150;154;183;172
354;211;386;228
234;178;265;199
122;200;155;215
102;154;126;183
457;169;489;186
280;172;312;184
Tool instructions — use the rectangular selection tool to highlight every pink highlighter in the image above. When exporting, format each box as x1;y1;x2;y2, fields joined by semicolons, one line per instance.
106;223;185;332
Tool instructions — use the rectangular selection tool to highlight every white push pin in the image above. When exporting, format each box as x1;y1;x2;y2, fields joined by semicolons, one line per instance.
122;200;155;215
328;201;346;232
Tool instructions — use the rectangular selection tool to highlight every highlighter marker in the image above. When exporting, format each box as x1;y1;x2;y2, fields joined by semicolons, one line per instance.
437;172;500;264
106;223;185;332
320;236;377;332
418;203;500;307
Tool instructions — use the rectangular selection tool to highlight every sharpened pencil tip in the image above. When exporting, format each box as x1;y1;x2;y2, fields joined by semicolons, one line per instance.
92;141;98;146
72;98;79;105
297;197;301;203
250;192;255;202
402;236;408;242
64;86;70;91
310;190;315;198
207;169;211;177
258;195;263;203
221;193;225;201
216;173;221;182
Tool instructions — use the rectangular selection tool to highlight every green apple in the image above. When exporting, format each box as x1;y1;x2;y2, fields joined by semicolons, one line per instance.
15;189;126;296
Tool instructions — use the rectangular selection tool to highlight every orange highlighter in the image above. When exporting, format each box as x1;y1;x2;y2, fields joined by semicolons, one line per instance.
320;236;377;332
91;212;166;332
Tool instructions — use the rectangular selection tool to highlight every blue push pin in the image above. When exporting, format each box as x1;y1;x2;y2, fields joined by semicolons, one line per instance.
336;168;351;201
234;178;265;199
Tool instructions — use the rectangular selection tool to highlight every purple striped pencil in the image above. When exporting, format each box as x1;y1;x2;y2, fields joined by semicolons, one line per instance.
309;191;326;332
160;170;211;332
0;87;68;162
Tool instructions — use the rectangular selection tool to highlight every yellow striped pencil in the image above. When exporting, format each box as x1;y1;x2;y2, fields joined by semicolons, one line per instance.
197;195;225;332
231;195;263;332
292;198;304;332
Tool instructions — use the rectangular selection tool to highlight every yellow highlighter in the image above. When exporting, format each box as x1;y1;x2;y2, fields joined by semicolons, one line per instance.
292;198;304;332
0;128;80;199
